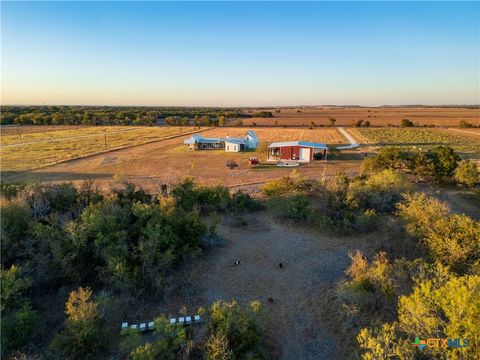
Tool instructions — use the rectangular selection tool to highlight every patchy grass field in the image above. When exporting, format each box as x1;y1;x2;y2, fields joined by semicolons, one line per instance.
1;126;204;171
1;127;361;189
356;127;480;154
1;125;85;136
242;106;480;127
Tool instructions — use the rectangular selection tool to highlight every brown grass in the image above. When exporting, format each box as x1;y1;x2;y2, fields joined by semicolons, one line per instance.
242;106;480;127
201;127;345;144
0;126;206;172
1;125;85;136
1;128;361;190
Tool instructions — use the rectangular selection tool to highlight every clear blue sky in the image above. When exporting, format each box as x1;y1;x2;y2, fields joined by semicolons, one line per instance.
1;1;479;106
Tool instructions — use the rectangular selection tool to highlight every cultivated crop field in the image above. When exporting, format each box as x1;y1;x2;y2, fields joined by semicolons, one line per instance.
0;126;203;172
201;127;345;144
356;127;480;154
242;106;480;127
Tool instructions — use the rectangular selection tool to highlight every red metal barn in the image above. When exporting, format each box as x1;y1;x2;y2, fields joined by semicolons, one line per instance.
267;141;328;162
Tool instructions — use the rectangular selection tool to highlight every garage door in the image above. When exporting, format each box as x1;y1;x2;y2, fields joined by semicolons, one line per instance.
299;147;310;161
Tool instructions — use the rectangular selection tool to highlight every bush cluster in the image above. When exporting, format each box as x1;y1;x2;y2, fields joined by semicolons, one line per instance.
0;179;262;358
336;191;480;359
361;145;470;184
264;169;408;234
119;300;266;360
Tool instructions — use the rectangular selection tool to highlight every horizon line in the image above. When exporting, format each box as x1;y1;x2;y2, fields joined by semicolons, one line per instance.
2;103;479;108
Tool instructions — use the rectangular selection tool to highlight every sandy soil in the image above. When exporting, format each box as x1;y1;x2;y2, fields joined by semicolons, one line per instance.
185;212;367;360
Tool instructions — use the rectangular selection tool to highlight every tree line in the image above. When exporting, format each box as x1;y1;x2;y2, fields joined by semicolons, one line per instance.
0;106;249;126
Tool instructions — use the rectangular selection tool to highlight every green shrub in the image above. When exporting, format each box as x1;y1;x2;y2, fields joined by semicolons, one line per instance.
348;169;410;212
459;119;473;128
130;316;188;360
44;183;78;212
0;198;32;266
172;178;230;213
1;304;39;354
0;265;32;313
229;191;262;213
262;170;317;196
114;181;151;205
267;195;312;222
360;147;408;175
397;193;480;273
357;322;414;360
51;287;108;359
0;182;26;200
361;146;460;182
338;251;395;310
401;119;414;127
253;111;273;118
428;145;460;181
207;300;266;359
205;331;233;360
454;160;480;187
398;274;480;359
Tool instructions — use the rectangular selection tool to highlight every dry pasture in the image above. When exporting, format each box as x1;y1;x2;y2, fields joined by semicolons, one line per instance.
1;125;85;136
242;106;480;127
4;125;479;192
0;126;205;172
200;127;345;144
1;127;361;190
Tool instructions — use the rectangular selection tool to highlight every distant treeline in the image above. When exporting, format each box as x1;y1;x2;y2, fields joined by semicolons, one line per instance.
0;106;250;126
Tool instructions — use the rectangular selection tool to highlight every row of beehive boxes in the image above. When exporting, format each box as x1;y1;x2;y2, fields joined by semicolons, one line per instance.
121;315;203;333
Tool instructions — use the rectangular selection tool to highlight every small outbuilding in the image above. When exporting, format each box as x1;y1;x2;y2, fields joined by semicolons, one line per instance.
225;138;247;152
267;141;328;162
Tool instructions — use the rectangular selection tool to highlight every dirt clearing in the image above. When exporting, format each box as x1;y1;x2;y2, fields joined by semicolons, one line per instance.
186;212;368;359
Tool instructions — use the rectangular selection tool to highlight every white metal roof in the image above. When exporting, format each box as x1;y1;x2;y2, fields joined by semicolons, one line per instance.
268;141;328;149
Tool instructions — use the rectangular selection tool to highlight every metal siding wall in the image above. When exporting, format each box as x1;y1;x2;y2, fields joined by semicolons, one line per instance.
281;146;291;160
280;146;302;160
291;146;300;160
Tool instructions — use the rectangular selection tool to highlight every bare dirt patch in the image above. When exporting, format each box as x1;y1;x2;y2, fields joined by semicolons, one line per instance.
186;212;370;360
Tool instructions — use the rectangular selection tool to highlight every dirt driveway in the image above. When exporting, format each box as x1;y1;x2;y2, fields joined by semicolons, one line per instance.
187;212;365;360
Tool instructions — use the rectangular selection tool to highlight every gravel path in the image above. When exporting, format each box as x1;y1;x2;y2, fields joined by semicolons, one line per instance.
335;127;360;149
